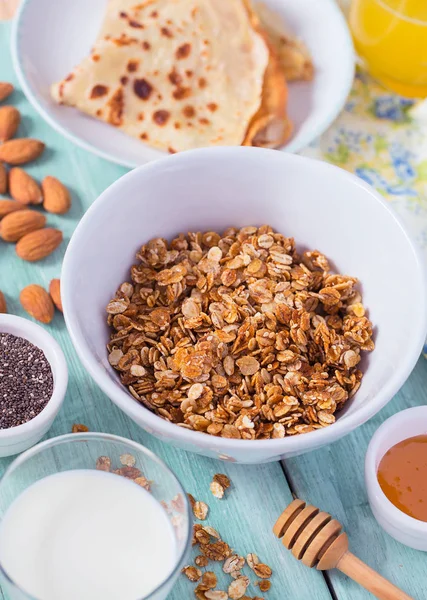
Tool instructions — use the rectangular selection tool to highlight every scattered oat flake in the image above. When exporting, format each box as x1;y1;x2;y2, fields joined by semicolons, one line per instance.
193;500;209;520
201;571;217;589
120;453;136;467
210;480;224;499
223;555;245;573
213;474;231;489
201;541;231;560
203;525;220;539
96;456;111;471
228;576;250;599
182;565;202;582
230;570;242;579
259;580;271;592
188;493;196;508
195;555;209;567
113;466;141;479
134;476;151;490
205;591;228;600
246;553;259;569
72;423;88;433
195;528;211;545
253;564;272;579
171;493;186;513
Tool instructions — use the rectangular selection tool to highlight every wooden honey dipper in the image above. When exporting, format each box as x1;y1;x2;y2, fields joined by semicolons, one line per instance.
273;499;413;600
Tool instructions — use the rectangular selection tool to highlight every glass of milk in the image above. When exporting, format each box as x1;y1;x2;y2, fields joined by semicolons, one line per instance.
0;433;192;600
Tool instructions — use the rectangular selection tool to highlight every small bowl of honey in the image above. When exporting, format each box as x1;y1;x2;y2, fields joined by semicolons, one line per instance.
365;406;427;551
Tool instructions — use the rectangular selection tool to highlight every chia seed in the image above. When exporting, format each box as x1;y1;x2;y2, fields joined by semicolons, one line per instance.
0;333;54;429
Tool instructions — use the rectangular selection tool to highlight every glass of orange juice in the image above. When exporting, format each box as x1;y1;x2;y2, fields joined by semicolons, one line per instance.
349;0;427;98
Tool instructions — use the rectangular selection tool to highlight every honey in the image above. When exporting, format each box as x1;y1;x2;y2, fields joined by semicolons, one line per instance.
377;434;427;522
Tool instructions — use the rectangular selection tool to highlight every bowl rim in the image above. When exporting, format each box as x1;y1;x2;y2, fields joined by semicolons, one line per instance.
10;0;355;166
0;315;68;440
62;147;427;454
365;406;427;533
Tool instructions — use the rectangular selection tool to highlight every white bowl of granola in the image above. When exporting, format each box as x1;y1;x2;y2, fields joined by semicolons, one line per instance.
62;147;427;463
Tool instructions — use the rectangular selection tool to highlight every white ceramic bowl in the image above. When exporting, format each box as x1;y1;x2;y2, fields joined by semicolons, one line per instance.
0;315;68;457
11;0;354;167
62;147;427;463
365;407;427;551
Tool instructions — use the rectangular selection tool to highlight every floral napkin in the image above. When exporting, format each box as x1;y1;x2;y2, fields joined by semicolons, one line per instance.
301;68;427;357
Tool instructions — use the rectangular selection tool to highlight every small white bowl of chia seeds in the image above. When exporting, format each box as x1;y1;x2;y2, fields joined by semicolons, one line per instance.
0;314;68;457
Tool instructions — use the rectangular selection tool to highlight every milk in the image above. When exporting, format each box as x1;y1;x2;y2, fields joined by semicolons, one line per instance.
0;470;177;600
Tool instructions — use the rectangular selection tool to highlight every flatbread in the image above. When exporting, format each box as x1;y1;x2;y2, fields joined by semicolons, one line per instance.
255;2;314;82
242;1;291;148
51;0;271;153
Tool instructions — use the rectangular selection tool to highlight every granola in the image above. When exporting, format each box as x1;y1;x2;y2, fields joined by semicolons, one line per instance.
106;226;374;439
185;504;273;599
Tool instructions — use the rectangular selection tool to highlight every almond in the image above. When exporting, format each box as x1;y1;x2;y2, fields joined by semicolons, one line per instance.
0;83;13;103
0;106;20;142
16;228;63;262
49;278;63;312
0;291;7;313
0;209;46;242
20;284;54;324
0;138;45;165
9;167;43;204
0;162;7;194
0;199;25;219
42;176;71;214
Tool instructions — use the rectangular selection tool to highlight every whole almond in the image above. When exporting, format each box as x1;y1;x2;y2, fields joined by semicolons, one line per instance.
9;167;43;204
0;162;7;194
0;83;13;103
16;228;63;262
20;284;54;324
0;138;45;165
42;176;71;214
0;106;20;142
0;291;7;313
49;279;63;312
0;199;25;219
0;209;46;242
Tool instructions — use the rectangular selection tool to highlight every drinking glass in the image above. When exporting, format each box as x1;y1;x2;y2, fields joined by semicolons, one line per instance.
0;433;192;600
349;0;427;98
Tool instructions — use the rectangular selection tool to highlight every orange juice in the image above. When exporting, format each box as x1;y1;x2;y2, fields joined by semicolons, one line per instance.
349;0;427;97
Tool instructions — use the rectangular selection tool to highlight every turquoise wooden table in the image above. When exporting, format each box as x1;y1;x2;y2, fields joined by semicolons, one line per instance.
1;22;426;600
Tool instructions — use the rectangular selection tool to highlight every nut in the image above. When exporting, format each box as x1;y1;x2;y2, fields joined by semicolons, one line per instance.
0;138;45;165
0;162;7;194
0;291;7;313
20;284;55;324
49;278;62;312
16;228;63;262
42;176;71;214
9;167;43;205
0;106;20;142
0;199;25;219
0;83;13;102
0;209;46;242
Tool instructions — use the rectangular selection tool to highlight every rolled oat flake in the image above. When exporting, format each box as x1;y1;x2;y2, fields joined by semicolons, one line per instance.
0;333;53;429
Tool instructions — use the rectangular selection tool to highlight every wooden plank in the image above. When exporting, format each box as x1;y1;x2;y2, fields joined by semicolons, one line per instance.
283;357;427;600
0;24;333;600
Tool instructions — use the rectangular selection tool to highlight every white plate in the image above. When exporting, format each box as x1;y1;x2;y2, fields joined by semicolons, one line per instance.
11;0;354;168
